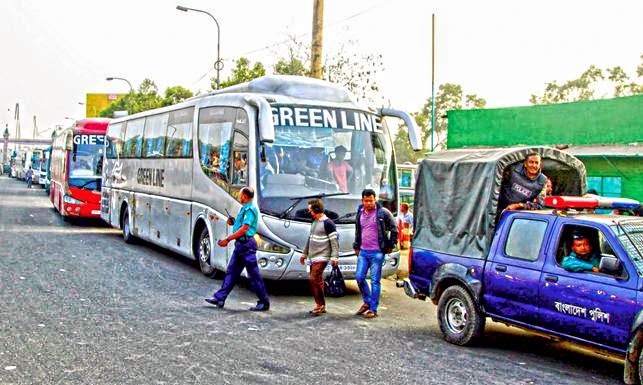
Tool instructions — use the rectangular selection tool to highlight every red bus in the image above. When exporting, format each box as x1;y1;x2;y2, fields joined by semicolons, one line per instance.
50;118;109;219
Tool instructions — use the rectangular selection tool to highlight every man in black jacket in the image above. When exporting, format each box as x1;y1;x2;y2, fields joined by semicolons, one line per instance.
353;189;398;318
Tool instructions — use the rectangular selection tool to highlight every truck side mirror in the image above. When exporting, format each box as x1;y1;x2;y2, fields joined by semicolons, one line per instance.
599;255;622;276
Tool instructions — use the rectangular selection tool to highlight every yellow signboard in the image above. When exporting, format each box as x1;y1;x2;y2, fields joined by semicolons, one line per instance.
85;93;126;118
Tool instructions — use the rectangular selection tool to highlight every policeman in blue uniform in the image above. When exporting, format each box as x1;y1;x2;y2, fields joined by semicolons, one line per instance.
205;187;270;311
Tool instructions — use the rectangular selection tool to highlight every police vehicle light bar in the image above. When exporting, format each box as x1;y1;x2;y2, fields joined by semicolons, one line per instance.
544;196;640;210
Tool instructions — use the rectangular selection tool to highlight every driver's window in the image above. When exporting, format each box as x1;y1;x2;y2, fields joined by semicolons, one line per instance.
557;225;625;277
231;132;248;193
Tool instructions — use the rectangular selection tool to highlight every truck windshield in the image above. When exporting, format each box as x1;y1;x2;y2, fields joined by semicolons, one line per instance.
612;219;643;276
259;109;397;223
69;143;103;191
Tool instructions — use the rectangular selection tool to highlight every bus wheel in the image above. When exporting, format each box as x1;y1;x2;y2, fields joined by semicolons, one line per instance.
197;227;220;278
121;209;136;244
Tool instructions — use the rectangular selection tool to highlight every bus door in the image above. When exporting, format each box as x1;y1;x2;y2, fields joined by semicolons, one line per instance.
135;194;153;240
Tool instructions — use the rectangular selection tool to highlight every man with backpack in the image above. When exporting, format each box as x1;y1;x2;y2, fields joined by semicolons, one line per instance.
300;198;339;315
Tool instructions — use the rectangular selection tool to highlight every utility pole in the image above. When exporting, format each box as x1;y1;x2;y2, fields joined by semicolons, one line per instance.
14;103;20;140
3;124;9;166
32;115;37;139
430;13;436;152
310;0;324;79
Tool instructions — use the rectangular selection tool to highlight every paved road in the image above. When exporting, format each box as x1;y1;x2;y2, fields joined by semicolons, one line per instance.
0;176;625;384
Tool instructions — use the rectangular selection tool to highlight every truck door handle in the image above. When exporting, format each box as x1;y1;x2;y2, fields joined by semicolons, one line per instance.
545;275;558;283
495;265;507;272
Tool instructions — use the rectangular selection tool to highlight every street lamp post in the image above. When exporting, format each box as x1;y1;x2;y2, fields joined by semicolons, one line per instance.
106;77;134;115
176;5;223;89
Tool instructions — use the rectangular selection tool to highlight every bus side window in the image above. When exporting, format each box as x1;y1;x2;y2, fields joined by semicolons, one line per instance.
106;123;123;159
230;108;249;196
143;113;169;158
198;106;236;191
122;118;145;158
166;107;194;158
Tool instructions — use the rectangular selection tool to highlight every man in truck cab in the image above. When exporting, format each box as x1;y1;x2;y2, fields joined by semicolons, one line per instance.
498;152;548;212
561;232;601;272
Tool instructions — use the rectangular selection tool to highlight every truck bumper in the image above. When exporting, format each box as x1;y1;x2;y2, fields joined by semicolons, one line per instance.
398;278;426;300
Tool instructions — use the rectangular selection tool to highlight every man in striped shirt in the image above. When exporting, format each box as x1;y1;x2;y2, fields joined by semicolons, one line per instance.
300;199;339;315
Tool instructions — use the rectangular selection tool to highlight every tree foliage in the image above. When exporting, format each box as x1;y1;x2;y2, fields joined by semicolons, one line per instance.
324;46;384;104
163;86;194;106
530;56;642;104
416;83;486;150
274;40;309;76
394;83;486;161
99;79;194;117
216;57;266;89
393;125;420;164
218;36;385;103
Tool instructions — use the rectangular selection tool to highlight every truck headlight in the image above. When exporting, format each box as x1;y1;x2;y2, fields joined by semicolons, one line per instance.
63;195;83;204
254;234;290;254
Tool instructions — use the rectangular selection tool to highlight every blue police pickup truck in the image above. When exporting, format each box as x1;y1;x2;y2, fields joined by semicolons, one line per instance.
400;147;643;384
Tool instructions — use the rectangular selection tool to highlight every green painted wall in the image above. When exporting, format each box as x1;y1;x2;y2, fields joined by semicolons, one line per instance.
580;157;643;202
447;95;643;148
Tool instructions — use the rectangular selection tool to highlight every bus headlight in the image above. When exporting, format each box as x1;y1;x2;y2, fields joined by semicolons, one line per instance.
254;234;290;254
63;195;83;204
275;258;284;268
258;258;268;268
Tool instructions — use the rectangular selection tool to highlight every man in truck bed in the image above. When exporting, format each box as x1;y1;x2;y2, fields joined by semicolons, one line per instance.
498;152;548;212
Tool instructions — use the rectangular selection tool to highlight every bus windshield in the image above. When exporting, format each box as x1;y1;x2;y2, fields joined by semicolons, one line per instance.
32;157;41;170
69;143;104;190
259;117;397;223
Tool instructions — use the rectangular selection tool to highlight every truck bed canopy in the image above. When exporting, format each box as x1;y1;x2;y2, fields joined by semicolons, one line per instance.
413;146;586;259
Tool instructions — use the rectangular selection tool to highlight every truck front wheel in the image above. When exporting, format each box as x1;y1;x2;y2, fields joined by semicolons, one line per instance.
437;285;485;346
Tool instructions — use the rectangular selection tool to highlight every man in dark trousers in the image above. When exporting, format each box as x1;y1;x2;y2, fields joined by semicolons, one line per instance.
353;189;397;319
205;187;270;311
25;166;33;188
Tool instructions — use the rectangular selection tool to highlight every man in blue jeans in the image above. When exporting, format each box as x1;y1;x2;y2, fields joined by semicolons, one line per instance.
205;187;270;311
353;189;398;319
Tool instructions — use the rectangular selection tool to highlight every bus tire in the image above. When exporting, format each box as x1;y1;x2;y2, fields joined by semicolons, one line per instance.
121;209;136;244
197;226;220;278
437;285;485;346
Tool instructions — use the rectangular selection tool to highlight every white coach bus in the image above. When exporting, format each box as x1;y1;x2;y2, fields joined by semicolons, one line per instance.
101;76;421;280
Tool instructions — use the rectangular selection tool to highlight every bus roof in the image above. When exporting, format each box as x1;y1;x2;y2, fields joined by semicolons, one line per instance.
203;75;357;105
107;76;378;127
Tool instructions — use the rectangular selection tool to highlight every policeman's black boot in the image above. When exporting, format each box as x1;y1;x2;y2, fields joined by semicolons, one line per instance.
249;302;270;311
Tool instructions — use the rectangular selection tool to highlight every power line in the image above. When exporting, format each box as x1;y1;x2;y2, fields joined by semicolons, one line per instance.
188;2;383;88
232;2;383;58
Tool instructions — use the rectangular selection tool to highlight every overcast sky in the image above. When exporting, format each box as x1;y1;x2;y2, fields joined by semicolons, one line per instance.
0;0;641;139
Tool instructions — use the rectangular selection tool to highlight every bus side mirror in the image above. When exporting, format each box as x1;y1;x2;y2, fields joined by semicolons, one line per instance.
379;108;422;151
245;96;275;144
65;133;73;151
599;255;622;275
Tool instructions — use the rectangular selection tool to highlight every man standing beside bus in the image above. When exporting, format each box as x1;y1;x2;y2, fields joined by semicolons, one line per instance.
353;189;398;319
205;187;270;311
25;166;33;188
